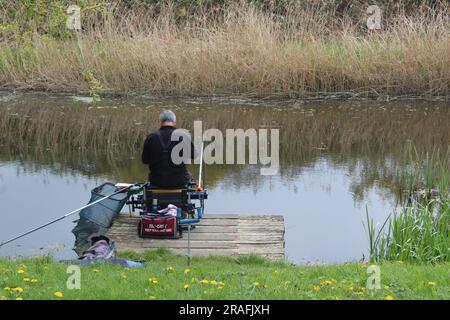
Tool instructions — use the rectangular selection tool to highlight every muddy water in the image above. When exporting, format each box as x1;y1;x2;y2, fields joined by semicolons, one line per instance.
0;93;448;263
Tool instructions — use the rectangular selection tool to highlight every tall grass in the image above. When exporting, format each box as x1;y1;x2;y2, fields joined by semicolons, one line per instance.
0;2;448;97
366;147;450;263
367;199;449;263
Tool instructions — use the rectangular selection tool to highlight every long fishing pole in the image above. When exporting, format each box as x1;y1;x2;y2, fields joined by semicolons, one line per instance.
0;184;134;248
196;141;204;191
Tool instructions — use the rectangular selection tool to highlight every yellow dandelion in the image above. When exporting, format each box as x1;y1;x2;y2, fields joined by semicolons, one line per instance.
30;279;38;283
15;297;24;300
322;280;333;285
191;277;197;283
148;277;158;285
17;269;25;274
384;295;394;300
183;284;190;290
218;281;225;286
210;280;218;286
166;266;174;273
428;282;436;286
23;278;31;282
384;285;390;290
12;287;24;293
217;286;224;290
184;268;191;275
200;279;209;285
54;291;64;298
92;269;100;273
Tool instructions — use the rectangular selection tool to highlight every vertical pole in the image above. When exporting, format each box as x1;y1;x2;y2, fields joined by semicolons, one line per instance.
187;224;191;266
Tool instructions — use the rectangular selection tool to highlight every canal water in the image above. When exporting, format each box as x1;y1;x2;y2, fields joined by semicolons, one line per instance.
0;93;448;264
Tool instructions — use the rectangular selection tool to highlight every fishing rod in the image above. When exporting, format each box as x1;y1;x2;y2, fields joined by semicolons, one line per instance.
0;184;134;248
196;141;204;191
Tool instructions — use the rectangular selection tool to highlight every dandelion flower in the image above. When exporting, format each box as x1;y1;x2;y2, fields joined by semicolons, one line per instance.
23;278;31;282
428;282;436;286
384;285;390;290
17;269;25;274
12;287;23;293
92;269;100;273
218;281;225;286
184;268;191;275
200;279;209;285
183;284;190;290
217;286;224;290
30;279;38;283
210;280;218;286
149;277;158;285
384;295;394;300
191;277;197;283
166;266;174;273
15;297;23;300
54;292;64;298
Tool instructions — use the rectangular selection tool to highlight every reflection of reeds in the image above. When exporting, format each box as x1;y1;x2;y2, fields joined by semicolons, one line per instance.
1;97;448;201
0;3;448;97
1;98;448;163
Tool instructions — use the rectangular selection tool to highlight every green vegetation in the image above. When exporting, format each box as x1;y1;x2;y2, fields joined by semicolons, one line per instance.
0;1;448;98
0;249;448;300
367;146;450;264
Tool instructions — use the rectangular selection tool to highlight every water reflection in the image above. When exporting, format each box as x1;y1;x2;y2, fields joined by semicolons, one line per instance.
0;93;448;263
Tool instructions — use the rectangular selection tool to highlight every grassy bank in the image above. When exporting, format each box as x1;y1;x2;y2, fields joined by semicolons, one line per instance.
0;250;449;300
0;1;449;98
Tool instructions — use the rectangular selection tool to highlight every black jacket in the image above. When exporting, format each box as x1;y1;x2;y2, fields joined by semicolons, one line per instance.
141;126;195;188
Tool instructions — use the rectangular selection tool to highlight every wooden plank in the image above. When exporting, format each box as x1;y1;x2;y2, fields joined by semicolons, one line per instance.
107;213;285;260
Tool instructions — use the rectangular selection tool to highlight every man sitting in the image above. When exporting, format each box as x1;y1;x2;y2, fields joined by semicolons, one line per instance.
141;110;195;189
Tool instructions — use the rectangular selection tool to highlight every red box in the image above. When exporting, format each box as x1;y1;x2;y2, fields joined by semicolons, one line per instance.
138;215;179;238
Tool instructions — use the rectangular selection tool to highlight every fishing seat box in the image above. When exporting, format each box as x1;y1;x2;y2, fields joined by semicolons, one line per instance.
138;214;181;239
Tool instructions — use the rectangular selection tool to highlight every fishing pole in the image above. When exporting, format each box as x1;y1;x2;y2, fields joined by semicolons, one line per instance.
196;141;204;191
0;184;134;248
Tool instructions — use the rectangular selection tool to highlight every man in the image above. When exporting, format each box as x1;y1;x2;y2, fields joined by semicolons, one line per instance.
142;110;195;188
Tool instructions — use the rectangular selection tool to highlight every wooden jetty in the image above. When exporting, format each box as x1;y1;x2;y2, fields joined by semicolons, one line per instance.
107;214;285;260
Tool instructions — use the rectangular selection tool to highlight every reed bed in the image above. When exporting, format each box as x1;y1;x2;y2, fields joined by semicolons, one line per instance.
367;197;449;264
366;147;450;264
0;2;448;98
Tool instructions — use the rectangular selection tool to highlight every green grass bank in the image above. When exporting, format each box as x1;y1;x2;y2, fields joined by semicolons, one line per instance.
0;249;449;300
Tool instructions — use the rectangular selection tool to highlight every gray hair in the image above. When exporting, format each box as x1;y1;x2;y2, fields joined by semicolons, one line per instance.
159;110;176;123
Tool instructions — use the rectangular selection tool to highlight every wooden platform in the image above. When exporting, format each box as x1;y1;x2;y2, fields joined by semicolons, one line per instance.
107;214;285;260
